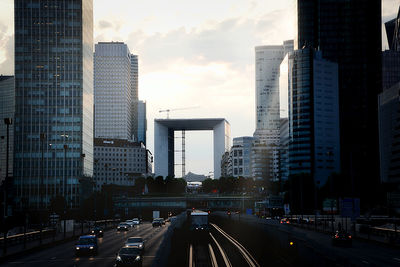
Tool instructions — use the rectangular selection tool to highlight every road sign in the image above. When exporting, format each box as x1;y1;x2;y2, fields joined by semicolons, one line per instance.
284;204;290;215
323;198;337;213
340;198;360;220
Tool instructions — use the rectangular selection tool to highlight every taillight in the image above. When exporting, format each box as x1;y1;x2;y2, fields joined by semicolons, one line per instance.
348;235;352;239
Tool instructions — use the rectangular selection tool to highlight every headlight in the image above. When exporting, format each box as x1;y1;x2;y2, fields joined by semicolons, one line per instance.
139;244;143;248
135;256;141;261
99;230;102;233
116;255;121;261
91;231;94;233
76;247;80;250
89;246;94;250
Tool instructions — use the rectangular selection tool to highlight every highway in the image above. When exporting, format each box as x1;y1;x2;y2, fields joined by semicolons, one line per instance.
4;222;168;267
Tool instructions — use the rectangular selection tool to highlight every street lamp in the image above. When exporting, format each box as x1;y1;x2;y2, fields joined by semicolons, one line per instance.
3;118;12;218
40;133;46;209
60;134;69;239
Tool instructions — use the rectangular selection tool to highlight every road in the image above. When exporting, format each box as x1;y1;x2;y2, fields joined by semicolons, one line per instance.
3;222;168;267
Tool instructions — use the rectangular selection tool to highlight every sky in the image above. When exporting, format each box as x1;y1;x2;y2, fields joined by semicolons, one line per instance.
0;0;398;176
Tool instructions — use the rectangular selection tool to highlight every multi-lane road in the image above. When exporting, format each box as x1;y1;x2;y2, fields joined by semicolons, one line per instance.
3;222;167;267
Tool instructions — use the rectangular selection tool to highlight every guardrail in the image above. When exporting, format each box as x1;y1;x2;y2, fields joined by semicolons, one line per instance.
0;229;55;247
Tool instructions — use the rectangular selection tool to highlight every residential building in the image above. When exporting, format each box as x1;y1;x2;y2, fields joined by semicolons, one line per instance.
94;42;133;140
93;138;152;191
13;0;94;209
296;0;382;204
288;48;340;187
137;100;147;145
0;76;14;184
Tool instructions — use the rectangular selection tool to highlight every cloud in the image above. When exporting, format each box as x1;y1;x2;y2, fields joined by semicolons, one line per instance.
98;20;113;29
0;23;13;75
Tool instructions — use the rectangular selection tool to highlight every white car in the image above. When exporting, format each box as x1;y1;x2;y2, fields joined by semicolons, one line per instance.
124;220;134;228
125;237;145;250
132;218;140;225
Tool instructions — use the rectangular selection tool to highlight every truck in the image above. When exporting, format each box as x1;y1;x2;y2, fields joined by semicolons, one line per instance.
152;210;160;220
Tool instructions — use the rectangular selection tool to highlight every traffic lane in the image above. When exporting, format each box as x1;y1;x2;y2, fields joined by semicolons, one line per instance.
5;222;167;267
142;224;169;267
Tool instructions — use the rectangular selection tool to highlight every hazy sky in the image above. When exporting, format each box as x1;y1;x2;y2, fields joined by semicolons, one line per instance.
0;0;398;176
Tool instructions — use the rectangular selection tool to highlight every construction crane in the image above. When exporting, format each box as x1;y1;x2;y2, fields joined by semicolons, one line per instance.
158;106;200;119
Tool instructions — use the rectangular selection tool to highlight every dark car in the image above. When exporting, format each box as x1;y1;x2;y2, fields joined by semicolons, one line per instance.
152;219;162;227
75;235;98;256
117;223;130;231
332;230;352;246
91;226;104;237
115;246;143;267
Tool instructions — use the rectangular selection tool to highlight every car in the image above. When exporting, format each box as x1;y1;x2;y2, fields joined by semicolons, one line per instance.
125;237;145;250
91;226;104;237
160;218;165;225
117;223;130;231
280;218;290;224
132;218;140;225
115;246;143;267
332;230;352;247
75;235;98;256
125;220;135;228
152;218;162;227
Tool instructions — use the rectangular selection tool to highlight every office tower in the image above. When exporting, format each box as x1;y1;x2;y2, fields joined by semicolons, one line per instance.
296;0;382;204
383;8;400;90
14;0;94;209
220;151;230;177
230;137;254;178
131;55;139;141
94;42;134;140
279;118;289;182
253;40;293;184
93;138;150;191
0;76;14;184
288;48;340;187
137;100;147;145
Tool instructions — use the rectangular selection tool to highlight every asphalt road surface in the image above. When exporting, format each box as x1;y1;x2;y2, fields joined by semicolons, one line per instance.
3;222;168;267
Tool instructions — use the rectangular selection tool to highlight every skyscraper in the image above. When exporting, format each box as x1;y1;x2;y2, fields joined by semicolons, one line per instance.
131;55;139;141
383;7;400;91
94;42;133;140
137;100;147;145
14;0;94;209
0;76;14;184
296;0;382;205
253;40;293;184
288;48;340;187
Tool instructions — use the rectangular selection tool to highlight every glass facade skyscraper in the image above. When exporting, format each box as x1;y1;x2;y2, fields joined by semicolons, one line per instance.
296;0;382;204
14;0;94;209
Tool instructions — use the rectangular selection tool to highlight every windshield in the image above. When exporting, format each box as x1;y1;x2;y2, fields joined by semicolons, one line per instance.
127;237;142;243
119;247;140;255
78;238;95;245
192;215;208;226
119;224;128;227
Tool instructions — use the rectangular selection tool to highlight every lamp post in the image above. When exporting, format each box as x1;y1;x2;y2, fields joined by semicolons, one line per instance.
3;118;12;217
40;133;46;209
60;134;68;239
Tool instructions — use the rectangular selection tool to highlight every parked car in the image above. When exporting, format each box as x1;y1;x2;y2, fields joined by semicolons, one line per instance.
75;235;98;256
125;237;145;250
117;223;130;231
91;226;104;237
332;230;352;247
115;246;143;267
152;219;162;227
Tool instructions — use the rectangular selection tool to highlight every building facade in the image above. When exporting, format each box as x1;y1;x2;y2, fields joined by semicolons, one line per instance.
230;137;253;178
288;48;340;187
94;138;152;191
296;0;382;203
14;0;94;209
383;8;400;91
94;42;134;140
137;100;147;145
0;76;14;184
279;118;289;182
130;55;139;141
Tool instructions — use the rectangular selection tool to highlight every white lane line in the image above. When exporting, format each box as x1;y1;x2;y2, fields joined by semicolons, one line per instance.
211;223;259;267
208;243;219;267
189;244;194;267
393;258;400;262
209;233;232;267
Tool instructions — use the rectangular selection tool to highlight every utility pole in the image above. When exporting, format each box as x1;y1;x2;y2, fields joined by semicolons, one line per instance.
40;133;46;209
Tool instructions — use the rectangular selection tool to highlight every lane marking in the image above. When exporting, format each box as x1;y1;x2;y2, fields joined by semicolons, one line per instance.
208;243;219;267
189;244;194;267
211;223;259;267
209;233;232;267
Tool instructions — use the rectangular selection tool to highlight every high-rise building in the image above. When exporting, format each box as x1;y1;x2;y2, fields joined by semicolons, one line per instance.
0;76;14;184
279;118;289;182
383;8;400;91
288;48;340;187
253;41;293;184
94;42;134;140
296;0;382;204
131;55;139;141
137;100;147;145
14;0;94;209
